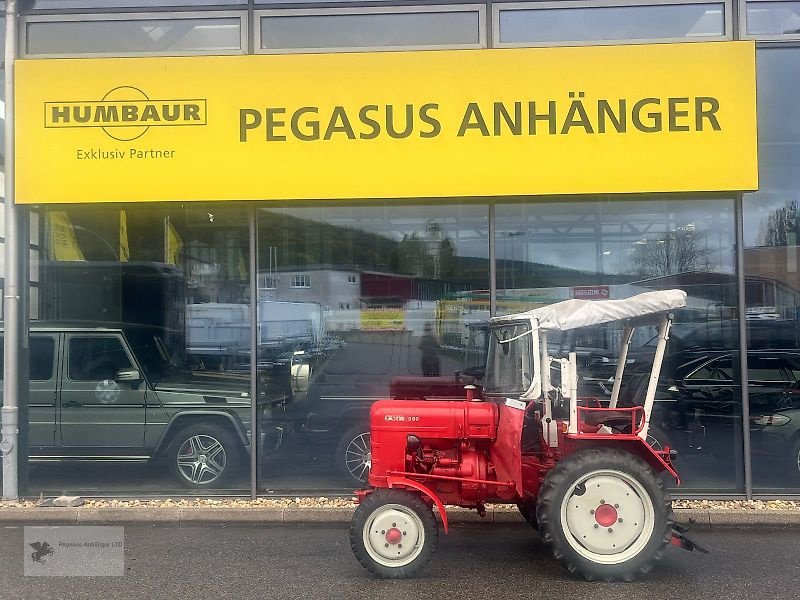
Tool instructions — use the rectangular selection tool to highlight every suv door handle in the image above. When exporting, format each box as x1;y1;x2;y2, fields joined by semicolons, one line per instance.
62;400;82;408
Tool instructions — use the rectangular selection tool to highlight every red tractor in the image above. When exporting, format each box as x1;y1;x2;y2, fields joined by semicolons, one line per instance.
350;289;706;581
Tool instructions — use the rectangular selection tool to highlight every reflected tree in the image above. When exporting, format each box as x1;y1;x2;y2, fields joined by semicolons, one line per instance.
631;228;711;276
757;199;800;247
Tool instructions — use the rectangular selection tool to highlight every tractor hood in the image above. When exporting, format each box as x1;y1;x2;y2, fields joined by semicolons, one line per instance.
491;289;687;332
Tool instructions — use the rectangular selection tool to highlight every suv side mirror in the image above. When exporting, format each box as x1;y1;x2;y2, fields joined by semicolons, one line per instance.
116;368;141;383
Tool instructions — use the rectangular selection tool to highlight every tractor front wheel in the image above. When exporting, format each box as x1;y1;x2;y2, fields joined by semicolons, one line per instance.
536;448;672;582
350;489;438;578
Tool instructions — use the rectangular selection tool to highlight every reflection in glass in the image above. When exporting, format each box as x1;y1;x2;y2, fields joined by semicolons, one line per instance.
498;3;724;44
746;1;800;34
26;17;242;55
256;203;489;490
495;198;742;492
744;48;800;491
32;1;243;7
261;11;481;50
484;322;534;397
27;205;252;495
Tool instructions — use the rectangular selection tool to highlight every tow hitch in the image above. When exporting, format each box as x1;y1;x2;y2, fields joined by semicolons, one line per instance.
671;520;710;554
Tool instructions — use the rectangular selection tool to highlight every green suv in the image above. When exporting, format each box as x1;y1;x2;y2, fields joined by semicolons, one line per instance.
0;323;265;489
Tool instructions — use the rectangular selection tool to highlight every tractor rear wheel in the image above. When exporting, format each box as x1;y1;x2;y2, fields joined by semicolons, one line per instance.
350;489;438;578
517;502;538;530
536;448;672;582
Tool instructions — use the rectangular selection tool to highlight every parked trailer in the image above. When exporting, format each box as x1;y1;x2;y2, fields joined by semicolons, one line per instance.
186;300;324;368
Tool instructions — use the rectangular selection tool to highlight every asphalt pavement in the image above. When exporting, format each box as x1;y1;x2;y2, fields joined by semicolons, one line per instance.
0;523;798;600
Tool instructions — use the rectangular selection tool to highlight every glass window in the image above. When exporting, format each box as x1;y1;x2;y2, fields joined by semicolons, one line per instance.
259;8;482;51
30;336;55;381
30;204;252;496
496;2;726;45
31;1;244;7
25;15;243;56
687;357;734;381
256;202;489;490
68;336;133;381
747;356;789;381
744;47;800;493
0;335;56;381
484;322;534;396
291;274;310;288
495;196;742;492
746;1;800;35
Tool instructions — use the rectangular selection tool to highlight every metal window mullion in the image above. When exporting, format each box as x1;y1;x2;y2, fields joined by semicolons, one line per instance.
249;204;258;500
735;192;753;500
489;202;496;317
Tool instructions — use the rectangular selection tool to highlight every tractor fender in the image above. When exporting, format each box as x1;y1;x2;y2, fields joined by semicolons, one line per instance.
568;435;680;485
386;476;449;534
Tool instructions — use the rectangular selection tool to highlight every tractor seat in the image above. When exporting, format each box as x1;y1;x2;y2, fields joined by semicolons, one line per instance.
580;409;643;433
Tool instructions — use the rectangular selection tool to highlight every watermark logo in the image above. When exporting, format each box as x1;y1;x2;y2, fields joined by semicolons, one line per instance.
44;86;207;141
24;526;124;576
29;541;55;564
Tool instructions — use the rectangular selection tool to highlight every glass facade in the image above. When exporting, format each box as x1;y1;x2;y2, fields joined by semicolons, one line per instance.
0;0;796;498
495;198;743;492
256;203;488;490
743;47;800;493
23;204;253;494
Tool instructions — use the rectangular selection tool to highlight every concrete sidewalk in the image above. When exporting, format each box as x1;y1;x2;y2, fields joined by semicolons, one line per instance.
1;503;799;528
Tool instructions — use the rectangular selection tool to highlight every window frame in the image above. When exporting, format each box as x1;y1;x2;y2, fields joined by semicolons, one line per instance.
254;4;487;54
65;333;137;383
739;0;800;41
492;0;733;48
20;10;249;58
290;274;311;289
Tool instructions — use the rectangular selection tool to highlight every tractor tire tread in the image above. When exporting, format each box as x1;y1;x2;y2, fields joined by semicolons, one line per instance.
350;489;438;579
535;447;673;582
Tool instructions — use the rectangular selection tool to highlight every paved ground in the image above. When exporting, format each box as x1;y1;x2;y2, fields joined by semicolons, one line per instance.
0;523;798;600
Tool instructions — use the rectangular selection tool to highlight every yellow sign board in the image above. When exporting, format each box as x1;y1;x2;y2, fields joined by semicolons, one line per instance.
16;42;757;204
361;309;405;331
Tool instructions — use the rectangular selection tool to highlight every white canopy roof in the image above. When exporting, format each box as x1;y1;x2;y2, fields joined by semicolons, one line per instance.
491;289;687;332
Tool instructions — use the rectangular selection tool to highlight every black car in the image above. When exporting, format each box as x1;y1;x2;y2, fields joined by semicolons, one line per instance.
617;349;800;482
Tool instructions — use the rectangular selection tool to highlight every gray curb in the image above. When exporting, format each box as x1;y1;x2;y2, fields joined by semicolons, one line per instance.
0;506;798;527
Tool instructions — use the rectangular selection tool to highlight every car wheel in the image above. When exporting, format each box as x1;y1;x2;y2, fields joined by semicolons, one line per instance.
336;424;372;486
167;424;241;489
536;448;672;582
350;489;438;578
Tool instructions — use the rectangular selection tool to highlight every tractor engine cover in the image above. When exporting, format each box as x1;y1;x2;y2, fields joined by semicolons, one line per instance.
368;399;499;488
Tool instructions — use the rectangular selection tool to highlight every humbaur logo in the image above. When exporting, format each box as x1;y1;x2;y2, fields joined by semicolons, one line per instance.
45;86;207;141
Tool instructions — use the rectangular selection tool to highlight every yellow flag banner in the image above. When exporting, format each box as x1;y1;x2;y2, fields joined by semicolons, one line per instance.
166;220;182;265
119;210;130;262
47;211;85;261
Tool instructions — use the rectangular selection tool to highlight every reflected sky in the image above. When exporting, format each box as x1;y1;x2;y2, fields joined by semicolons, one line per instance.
495;198;735;276
744;47;800;247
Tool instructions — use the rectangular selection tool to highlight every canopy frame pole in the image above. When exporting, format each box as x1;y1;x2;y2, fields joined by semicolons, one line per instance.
609;324;634;409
